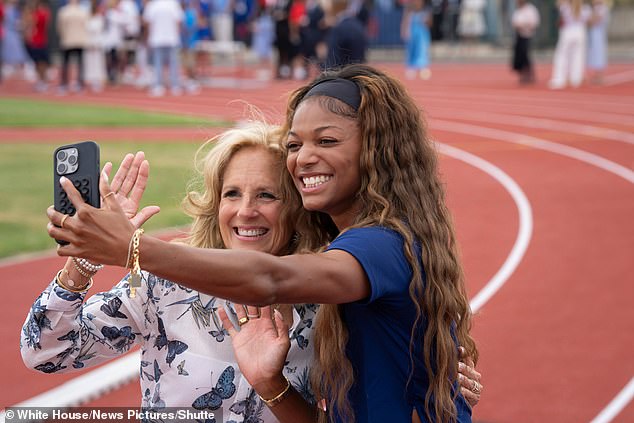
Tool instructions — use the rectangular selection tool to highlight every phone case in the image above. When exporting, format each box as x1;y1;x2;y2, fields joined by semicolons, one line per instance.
53;141;100;244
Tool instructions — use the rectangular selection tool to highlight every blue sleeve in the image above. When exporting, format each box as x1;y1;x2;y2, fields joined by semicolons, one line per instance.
326;227;414;304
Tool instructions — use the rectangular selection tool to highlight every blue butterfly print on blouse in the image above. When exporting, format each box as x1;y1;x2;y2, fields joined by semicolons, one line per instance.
177;360;189;376
101;325;135;341
53;284;83;301
35;361;67;373
101;325;136;352
100;297;128;319
154;316;188;366
57;329;79;343
168;294;217;329
141;359;163;382
228;389;265;423
192;366;237;411
23;298;51;349
143;382;166;412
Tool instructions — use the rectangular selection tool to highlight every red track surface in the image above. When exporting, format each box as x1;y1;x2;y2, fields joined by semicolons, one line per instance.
1;61;633;422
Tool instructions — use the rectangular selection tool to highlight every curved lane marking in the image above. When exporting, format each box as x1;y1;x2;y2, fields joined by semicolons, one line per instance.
590;377;634;423
430;108;634;146
437;143;533;312
433;120;634;184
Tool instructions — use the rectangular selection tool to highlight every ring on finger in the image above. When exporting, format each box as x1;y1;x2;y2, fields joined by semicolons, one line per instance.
103;192;116;200
238;316;249;327
471;381;481;395
60;214;69;229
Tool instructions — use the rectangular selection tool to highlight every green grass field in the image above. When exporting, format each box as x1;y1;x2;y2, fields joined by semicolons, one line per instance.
0;142;206;258
0;98;222;127
0;98;228;259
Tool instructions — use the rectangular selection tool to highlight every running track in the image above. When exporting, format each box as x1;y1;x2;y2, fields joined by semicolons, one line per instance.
1;62;633;423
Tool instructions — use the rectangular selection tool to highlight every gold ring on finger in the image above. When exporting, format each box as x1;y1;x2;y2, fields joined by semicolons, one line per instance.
60;214;69;229
238;316;249;327
103;192;116;200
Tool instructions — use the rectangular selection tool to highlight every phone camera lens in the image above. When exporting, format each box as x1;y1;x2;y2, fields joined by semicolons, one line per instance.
57;163;67;174
57;151;67;161
68;155;78;165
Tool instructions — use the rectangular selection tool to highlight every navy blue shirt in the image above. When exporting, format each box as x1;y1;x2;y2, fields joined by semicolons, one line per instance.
326;227;471;423
324;16;367;69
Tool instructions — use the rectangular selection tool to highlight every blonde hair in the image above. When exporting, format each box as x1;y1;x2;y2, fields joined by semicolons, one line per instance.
182;121;329;254
283;65;477;423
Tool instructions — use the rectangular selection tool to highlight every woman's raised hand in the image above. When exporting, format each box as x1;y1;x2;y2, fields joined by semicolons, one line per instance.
218;305;291;390
104;152;160;228
47;153;157;266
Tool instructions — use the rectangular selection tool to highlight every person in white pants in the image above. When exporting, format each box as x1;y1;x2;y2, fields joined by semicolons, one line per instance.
549;0;592;89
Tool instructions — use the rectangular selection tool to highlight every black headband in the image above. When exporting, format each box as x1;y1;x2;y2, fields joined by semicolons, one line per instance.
303;78;361;111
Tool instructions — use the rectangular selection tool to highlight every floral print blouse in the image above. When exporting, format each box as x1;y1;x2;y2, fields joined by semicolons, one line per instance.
21;271;317;423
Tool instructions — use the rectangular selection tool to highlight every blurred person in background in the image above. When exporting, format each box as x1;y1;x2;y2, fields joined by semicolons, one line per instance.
457;0;486;54
401;0;433;80
118;0;141;83
323;0;367;69
84;0;107;92
2;0;31;81
587;0;610;84
143;0;185;96
0;0;4;82
56;0;90;94
511;0;540;85
251;0;276;80
548;0;592;89
103;0;126;84
273;0;292;79
22;0;51;92
298;0;327;79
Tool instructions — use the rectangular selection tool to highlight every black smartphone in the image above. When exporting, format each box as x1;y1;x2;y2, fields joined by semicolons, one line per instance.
53;141;101;244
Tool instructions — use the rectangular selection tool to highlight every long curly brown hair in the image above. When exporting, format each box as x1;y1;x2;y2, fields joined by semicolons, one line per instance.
282;65;478;423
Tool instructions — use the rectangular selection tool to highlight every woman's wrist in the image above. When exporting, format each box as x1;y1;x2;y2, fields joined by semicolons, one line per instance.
252;374;289;403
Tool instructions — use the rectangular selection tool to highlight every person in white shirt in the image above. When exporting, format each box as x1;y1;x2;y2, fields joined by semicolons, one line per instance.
548;0;592;89
56;0;90;93
143;0;185;96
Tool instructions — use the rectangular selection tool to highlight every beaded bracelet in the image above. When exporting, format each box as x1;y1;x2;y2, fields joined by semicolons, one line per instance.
259;377;291;408
72;257;97;279
76;257;104;273
55;269;93;293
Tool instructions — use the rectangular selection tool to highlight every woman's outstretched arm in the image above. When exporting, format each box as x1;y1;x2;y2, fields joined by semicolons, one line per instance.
49;168;370;306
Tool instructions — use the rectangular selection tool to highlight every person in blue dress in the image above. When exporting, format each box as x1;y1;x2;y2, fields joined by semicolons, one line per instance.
587;0;610;84
401;0;432;80
49;64;482;422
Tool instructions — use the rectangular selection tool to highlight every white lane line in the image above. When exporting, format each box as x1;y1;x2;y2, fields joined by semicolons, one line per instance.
417;90;634;110
437;143;533;312
433;120;634;184
0;352;139;416
603;69;634;86
589;377;634;423
424;98;634;126
430;108;634;146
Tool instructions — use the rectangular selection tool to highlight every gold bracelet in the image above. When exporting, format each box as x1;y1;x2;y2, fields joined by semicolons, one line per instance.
55;269;93;293
259;377;291;408
127;228;144;298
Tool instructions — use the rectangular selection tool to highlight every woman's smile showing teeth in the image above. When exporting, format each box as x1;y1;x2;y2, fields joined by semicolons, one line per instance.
302;175;332;189
234;227;268;238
